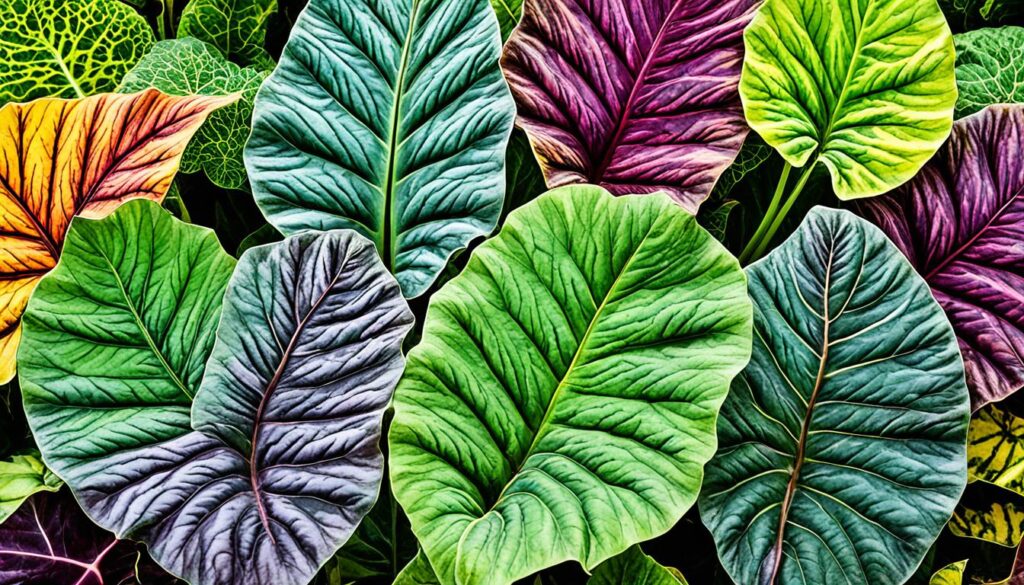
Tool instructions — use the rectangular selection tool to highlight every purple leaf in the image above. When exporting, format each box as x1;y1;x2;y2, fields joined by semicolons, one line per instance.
0;490;174;585
856;105;1024;410
500;0;758;212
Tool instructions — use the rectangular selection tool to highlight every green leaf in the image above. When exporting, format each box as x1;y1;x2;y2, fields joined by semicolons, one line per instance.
245;0;516;298
588;546;686;585
697;200;739;243
390;185;753;585
489;0;522;40
939;0;1024;31
954;27;1024;119
395;553;442;585
740;0;957;199
501;130;546;222
949;483;1024;547
930;560;967;585
177;0;276;67
699;207;971;585
118;38;267;191
17;199;235;470
0;0;154;105
966;404;1024;496
709;134;774;201
0;452;61;524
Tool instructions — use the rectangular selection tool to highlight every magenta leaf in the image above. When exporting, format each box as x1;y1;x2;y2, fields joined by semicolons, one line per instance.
857;105;1024;410
501;0;758;211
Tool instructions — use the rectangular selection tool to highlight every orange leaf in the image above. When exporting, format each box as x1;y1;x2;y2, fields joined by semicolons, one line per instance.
0;89;237;383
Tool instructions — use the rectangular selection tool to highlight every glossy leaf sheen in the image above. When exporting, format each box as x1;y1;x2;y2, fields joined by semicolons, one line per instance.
20;205;414;585
740;0;957;199
501;0;756;211
390;185;752;585
700;207;970;585
953;27;1024;119
857;106;1024;409
245;0;515;298
119;38;268;191
0;0;153;105
0;89;234;384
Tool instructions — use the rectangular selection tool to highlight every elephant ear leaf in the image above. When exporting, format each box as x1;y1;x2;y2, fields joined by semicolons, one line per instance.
856;105;1024;410
19;201;414;585
699;207;970;585
0;0;153;105
741;0;957;199
953;27;1024;119
245;0;516;298
0;89;235;384
588;546;687;585
390;185;752;585
501;0;757;212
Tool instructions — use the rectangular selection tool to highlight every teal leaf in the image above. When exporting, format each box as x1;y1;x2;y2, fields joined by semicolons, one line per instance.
245;0;516;298
390;185;753;585
119;38;268;191
699;207;971;585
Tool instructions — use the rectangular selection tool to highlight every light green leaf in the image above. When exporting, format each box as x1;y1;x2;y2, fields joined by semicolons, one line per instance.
17;199;235;470
489;0;522;40
930;560;967;585
118;38;267;190
588;546;686;585
390;185;753;585
394;553;442;585
0;0;153;105
0;452;61;524
740;0;957;199
699;207;971;585
177;0;276;67
245;0;516;298
954;27;1024;119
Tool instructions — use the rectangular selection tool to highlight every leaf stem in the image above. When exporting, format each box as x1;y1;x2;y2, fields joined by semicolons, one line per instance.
739;162;792;264
749;165;814;261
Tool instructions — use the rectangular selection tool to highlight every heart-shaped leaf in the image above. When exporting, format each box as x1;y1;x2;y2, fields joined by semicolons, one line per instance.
119;38;269;191
0;89;235;384
390;185;752;585
245;0;516;298
501;0;756;211
699;207;970;585
856;105;1024;410
954;27;1024;119
20;201;414;585
589;546;686;585
0;0;153;105
0;452;61;524
741;0;957;199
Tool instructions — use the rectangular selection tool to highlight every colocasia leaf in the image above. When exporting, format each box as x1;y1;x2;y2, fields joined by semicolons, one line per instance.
0;0;153;105
245;0;516;298
588;546;686;585
0;452;60;524
856;105;1024;409
699;207;970;585
954;27;1024;119
19;201;414;585
501;0;757;212
390;185;752;585
0;89;235;384
741;0;957;199
178;0;277;68
119;38;269;191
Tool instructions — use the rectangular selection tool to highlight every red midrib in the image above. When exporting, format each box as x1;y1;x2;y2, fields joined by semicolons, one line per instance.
248;269;344;543
589;0;685;183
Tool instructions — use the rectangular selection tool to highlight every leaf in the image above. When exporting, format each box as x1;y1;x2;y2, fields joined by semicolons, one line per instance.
0;452;60;524
930;561;967;585
119;38;268;191
390;185;752;585
954;27;1024;119
709;134;774;201
966;404;1024;495
588;546;686;585
855;105;1024;409
0;89;235;384
939;0;1024;31
0;0;154;105
395;553;442;585
245;0;515;299
949;483;1024;547
177;0;277;67
697;200;739;243
740;0;957;199
699;207;971;585
501;0;757;212
19;203;415;585
501;130;547;221
489;0;522;40
0;490;161;584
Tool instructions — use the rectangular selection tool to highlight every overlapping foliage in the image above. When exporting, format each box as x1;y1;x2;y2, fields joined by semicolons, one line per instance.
0;0;1020;584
